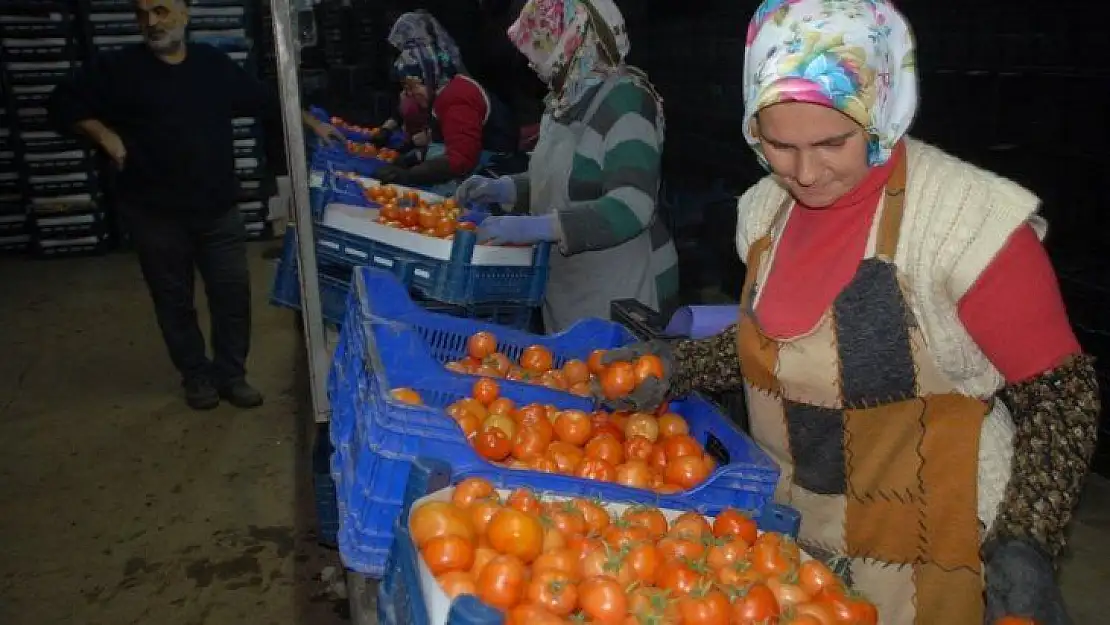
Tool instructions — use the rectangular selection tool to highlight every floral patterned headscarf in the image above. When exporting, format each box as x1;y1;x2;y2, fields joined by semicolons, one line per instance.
508;0;661;128
388;11;466;91
743;0;918;167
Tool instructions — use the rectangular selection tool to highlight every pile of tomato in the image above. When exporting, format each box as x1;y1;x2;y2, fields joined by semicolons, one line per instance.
409;479;877;625
329;115;377;137
431;375;714;492
358;183;477;239
444;331;662;400
344;139;401;163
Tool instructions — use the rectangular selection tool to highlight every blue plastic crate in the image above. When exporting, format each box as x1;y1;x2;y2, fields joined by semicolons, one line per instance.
314;425;340;547
328;287;782;576
370;458;799;625
268;228;353;326
270;229;537;330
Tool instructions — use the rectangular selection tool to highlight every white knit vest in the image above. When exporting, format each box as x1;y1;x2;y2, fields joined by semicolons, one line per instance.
733;138;1043;529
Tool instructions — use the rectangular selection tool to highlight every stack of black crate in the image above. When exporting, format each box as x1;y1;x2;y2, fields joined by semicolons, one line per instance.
0;74;25;252
2;0;110;258
187;0;273;241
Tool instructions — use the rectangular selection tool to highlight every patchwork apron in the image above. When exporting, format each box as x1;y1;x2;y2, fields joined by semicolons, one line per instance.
527;73;661;333
737;158;987;624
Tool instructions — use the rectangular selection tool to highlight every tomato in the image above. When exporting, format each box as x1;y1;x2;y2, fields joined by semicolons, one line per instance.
620;506;668;540
469;498;502;536
995;619;1037;625
593;422;626;443
470;545;498;578
587;349;608;375
515;403;545;426
581;546;631;585
399;207;420;227
553;410;593;446
781;614;826;625
614;460;653;489
454;397;488;421
483;352;511;377
529;455;558;473
546;502;587;537
624;542;660;585
793;602;838;625
571;499;611;535
647;445;669;473
718;560;764;587
472;379;501;406
633;355;665;383
533;548;580;581
436;571;477;600
545;441;584;474
409;502;475;547
487;397;516;417
670;511;713;538
585;434;625;465
569;381;592;396
520;345;554;373
507;488;543;515
576;458;617;482
712;508;758;543
602;522;651;550
487;508;544;563
483;414;517;440
624;412;660;442
452;477;495;508
578;576;628;624
623;436;655;462
820;592;879;625
473;428;512;461
562;359;590;385
512;425;553;461
524;569;578;616
731;583;781;624
657;413;690;437
504;603;564;625
655;562;703;597
475;554;527;611
677;588;730;625
600;361;637;399
467;331;497;360
455;413;481;441
664;454;712;489
433;217;457;238
422;534;475;575
797;559;844;598
767;576;812;608
540;521;566;553
389;387;423;405
751;533;801;576
661;434;702;459
566;533;605;563
656;534;705;563
539;369;568;390
706;536;750;571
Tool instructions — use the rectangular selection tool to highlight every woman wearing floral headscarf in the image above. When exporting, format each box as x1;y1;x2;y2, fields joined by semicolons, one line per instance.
599;0;1098;622
453;0;679;332
372;11;520;190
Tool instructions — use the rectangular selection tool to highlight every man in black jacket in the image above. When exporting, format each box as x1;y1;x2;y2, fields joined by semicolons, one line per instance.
50;0;339;410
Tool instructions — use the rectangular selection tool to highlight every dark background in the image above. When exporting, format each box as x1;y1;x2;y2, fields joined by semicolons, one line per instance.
270;0;1108;473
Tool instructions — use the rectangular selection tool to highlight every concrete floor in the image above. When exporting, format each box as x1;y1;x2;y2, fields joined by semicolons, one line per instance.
0;244;1107;623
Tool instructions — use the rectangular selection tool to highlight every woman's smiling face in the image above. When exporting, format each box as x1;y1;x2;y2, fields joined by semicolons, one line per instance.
754;101;871;208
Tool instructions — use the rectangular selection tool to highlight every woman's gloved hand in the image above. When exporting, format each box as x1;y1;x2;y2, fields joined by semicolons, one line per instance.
984;537;1071;625
591;340;676;412
460;207;491;225
477;214;557;245
455;175;515;205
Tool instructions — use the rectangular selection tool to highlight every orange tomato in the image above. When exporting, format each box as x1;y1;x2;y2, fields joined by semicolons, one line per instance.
436;570;477;600
712;508;758;544
483;414;517;440
615;460;653;489
452;477;495;508
409;501;474;547
512;425;553;461
475;554;527;611
578;576;628;625
664;454;711;489
484;352;512;376
669;511;713;538
520;345;554;373
545;441;584;474
505;603;564;625
600;361;637;399
657;534;705;563
661;434;702;459
655;562;703;597
532;548;580;581
473;428;512;461
545;502;587;538
624;541;661;585
705;536;750;571
562;359;590;385
575;458;617;482
472;377;500;405
633;355;664;383
624;436;654;462
487;508;544;563
677;588;731;625
622;505;669;540
625;412;660;442
730;583;780;624
422;534;475;575
507;488;543;515
487;396;516;417
468;498;502;536
553;410;592;446
585;434;625;466
453;397;488;421
587;349;608;375
797;559;844;598
526;570;578;616
389;387;423;405
657;413;689;437
467;331;497;360
571;499;611;534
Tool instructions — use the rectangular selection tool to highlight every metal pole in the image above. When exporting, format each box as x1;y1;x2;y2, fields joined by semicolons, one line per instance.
270;0;331;423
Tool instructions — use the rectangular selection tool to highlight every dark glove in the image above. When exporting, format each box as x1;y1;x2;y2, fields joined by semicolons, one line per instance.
369;128;392;147
983;537;1071;624
591;340;675;412
375;164;408;184
377;158;454;187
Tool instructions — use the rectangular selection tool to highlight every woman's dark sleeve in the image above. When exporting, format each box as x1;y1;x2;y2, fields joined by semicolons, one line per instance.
668;325;746;396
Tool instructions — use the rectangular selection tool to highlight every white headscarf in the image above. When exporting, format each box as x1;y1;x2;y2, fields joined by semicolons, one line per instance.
742;0;918;166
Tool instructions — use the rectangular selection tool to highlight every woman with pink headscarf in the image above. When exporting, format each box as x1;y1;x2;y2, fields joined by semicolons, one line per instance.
454;0;679;333
598;0;1097;622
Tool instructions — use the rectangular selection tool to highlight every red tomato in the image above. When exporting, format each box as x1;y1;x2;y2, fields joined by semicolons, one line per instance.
578;576;628;624
633;355;665;383
451;477;495;508
731;583;780;624
623;436;655;462
669;511;713;538
600;361;637;399
520;345;554;373
585;434;625;465
545;441;584;474
575;458;617;482
664;454;711;489
797;559;844;598
712;508;758;543
593;422;625;444
512;425;553;461
624;542;661;585
661;434;702;459
677;588;730;625
506;488;542;515
562;359;590;385
602;522;651;550
587;349;608;375
525;570;578;616
487;508;544;563
622;506;669;540
553;410;593;446
706;536;750;571
474;428;512;461
504;604;564;625
571;499;611;534
422;534;475;575
655;562;703;597
475;554;527;611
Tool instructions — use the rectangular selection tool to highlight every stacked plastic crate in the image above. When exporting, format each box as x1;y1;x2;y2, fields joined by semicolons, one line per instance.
187;0;272;240
0;72;25;253
2;1;111;258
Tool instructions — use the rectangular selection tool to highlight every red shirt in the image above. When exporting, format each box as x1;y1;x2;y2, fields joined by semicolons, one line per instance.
756;143;1080;383
433;75;490;176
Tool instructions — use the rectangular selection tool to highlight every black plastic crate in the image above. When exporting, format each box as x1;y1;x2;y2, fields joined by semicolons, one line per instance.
0;199;27;235
237;197;267;222
188;4;248;31
20;148;92;175
89;32;141;53
10;105;53;133
188;29;249;50
3;59;78;86
6;82;57;108
231;116;261;140
85;12;140;37
0;12;73;38
234;155;264;180
30;231;110;257
0;36;78;63
17;129;83;153
237;177;266;201
0;232;29;252
31;204;105;238
243;218;273;241
232;136;263;159
0;171;19;195
26;168;97;198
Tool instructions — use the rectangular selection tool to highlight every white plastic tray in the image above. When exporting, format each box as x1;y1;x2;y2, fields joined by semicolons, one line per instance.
320;177;536;268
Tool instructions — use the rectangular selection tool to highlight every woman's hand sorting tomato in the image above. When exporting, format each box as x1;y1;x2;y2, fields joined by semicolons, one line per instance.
411;479;879;624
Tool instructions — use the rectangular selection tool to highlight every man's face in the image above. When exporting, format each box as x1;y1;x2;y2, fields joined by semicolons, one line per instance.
135;0;188;55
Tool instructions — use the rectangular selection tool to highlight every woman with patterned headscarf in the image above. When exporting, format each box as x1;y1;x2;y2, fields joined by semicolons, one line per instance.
598;1;1097;622
454;0;679;333
372;11;520;190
